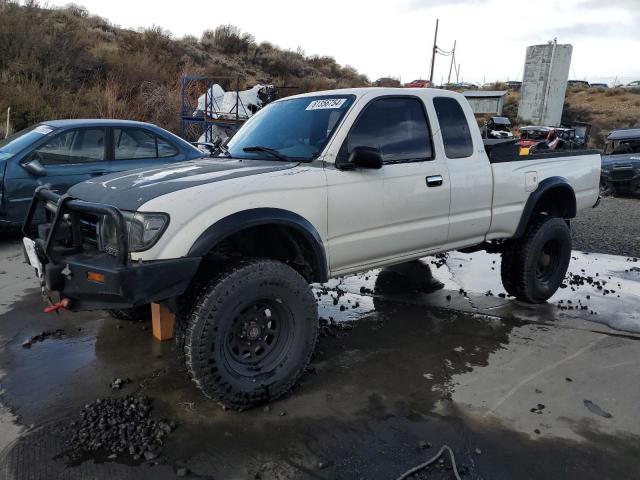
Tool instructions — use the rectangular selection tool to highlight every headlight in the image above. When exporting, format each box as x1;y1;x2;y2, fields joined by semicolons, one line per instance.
98;211;169;255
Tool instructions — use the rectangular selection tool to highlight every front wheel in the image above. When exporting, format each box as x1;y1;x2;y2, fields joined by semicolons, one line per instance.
501;216;571;303
182;258;318;409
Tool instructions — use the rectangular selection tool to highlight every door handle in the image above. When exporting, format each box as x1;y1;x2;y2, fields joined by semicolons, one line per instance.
426;175;443;187
90;172;106;177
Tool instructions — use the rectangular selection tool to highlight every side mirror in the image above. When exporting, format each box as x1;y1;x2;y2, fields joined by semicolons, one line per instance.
21;158;46;176
339;146;383;170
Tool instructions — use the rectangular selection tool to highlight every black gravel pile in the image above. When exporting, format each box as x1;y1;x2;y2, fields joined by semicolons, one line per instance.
68;396;175;461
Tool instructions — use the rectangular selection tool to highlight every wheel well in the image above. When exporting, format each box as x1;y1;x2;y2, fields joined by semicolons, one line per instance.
513;181;576;239
196;224;326;283
532;186;576;218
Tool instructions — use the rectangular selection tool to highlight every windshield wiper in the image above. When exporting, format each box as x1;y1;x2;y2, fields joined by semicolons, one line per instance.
242;145;289;161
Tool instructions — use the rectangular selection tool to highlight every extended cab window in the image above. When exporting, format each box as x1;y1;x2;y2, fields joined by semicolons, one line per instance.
346;97;432;163
33;128;106;165
433;97;473;159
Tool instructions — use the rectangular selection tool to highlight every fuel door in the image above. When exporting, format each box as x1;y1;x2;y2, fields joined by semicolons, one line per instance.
525;171;539;192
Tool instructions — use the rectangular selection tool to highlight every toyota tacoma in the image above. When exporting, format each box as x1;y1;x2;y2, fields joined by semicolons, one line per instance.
22;88;601;408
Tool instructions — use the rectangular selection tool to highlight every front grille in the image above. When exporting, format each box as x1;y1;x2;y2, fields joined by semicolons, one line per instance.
77;213;100;251
611;169;634;181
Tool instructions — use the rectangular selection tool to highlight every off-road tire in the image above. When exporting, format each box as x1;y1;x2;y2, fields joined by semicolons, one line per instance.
108;305;151;322
501;216;571;303
183;258;318;409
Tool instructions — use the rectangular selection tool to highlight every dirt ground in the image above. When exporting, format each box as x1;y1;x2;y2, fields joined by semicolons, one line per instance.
0;232;639;479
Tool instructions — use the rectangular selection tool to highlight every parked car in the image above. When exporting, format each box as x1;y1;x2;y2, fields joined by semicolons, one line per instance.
622;80;640;90
481;116;513;139
504;81;522;91
0;119;203;226
23;88;600;408
590;83;609;89
567;80;590;88
405;79;431;88
601;128;640;195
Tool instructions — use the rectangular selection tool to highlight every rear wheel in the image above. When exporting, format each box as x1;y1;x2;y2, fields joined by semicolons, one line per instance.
182;258;318;409
501;216;571;303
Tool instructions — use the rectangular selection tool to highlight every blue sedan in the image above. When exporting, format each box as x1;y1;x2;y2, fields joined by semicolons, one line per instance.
0;119;204;226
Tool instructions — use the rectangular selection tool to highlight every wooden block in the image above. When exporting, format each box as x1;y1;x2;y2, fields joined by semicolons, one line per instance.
151;303;175;341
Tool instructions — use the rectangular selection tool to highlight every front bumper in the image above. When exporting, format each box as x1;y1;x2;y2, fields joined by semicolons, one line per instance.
601;169;640;191
23;187;201;311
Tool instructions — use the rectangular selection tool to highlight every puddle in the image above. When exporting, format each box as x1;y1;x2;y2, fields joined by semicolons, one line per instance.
315;250;640;334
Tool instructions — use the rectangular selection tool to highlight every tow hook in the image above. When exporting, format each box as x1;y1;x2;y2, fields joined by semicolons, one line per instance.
44;297;71;314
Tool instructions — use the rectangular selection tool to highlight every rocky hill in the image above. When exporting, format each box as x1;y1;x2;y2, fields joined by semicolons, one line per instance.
0;1;369;135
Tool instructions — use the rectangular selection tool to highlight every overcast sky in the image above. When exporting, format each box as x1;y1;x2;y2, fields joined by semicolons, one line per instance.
48;0;640;85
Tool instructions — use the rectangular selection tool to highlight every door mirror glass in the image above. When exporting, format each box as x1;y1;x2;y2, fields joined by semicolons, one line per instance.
347;146;383;169
21;158;46;176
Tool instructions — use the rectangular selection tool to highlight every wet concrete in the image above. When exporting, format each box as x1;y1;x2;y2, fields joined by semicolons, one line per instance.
0;236;639;479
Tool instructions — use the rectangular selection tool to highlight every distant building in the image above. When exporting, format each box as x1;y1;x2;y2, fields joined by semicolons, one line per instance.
518;41;572;126
462;90;508;115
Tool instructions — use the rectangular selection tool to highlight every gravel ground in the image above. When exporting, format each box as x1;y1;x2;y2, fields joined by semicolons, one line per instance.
572;196;640;257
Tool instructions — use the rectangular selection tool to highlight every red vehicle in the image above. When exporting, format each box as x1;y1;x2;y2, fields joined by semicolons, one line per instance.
404;79;431;88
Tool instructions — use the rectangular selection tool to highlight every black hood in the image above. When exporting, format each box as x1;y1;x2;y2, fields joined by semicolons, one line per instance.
67;158;297;210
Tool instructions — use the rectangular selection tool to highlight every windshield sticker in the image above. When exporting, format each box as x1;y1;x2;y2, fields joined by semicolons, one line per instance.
306;98;347;110
33;125;54;135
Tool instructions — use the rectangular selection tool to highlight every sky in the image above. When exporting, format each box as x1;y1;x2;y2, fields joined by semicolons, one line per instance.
47;0;640;86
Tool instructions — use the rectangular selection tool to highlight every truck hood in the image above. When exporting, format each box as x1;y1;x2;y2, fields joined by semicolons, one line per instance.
67;158;297;210
601;154;640;169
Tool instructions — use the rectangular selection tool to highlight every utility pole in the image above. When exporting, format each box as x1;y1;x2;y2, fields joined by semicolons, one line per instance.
447;39;456;84
428;18;439;86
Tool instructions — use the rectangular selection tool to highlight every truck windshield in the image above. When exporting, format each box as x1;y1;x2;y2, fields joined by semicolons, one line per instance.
0;124;56;161
604;139;640;155
225;95;355;162
520;130;548;141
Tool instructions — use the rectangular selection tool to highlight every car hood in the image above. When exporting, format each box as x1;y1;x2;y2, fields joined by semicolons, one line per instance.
67;158;297;210
601;154;640;169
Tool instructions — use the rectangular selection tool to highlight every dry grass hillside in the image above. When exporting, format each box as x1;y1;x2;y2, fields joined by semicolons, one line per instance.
563;86;640;147
0;1;368;136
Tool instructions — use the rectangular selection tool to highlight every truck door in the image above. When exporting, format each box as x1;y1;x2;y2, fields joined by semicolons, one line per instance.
326;96;451;274
431;96;492;245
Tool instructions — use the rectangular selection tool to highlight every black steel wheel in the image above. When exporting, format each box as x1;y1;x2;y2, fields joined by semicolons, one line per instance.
501;216;571;303
182;258;318;409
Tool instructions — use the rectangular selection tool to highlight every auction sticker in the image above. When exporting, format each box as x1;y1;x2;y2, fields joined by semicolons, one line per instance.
306;98;347;110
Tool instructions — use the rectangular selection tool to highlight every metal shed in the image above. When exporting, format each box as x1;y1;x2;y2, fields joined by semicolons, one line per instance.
462;90;508;115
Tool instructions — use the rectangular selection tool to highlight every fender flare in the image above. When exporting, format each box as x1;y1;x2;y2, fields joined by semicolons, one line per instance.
187;208;328;282
513;176;576;238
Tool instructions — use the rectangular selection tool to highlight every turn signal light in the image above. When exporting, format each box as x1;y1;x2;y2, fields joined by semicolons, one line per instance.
87;272;105;283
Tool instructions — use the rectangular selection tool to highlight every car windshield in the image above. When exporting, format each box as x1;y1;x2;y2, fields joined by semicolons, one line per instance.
225;95;355;162
521;129;548;141
605;139;640;155
0;124;56;161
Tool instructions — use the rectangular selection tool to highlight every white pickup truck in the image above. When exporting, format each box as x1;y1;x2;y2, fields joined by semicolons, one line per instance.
23;88;601;408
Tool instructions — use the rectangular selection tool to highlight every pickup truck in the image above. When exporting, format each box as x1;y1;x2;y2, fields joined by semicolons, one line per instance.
22;88;601;409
